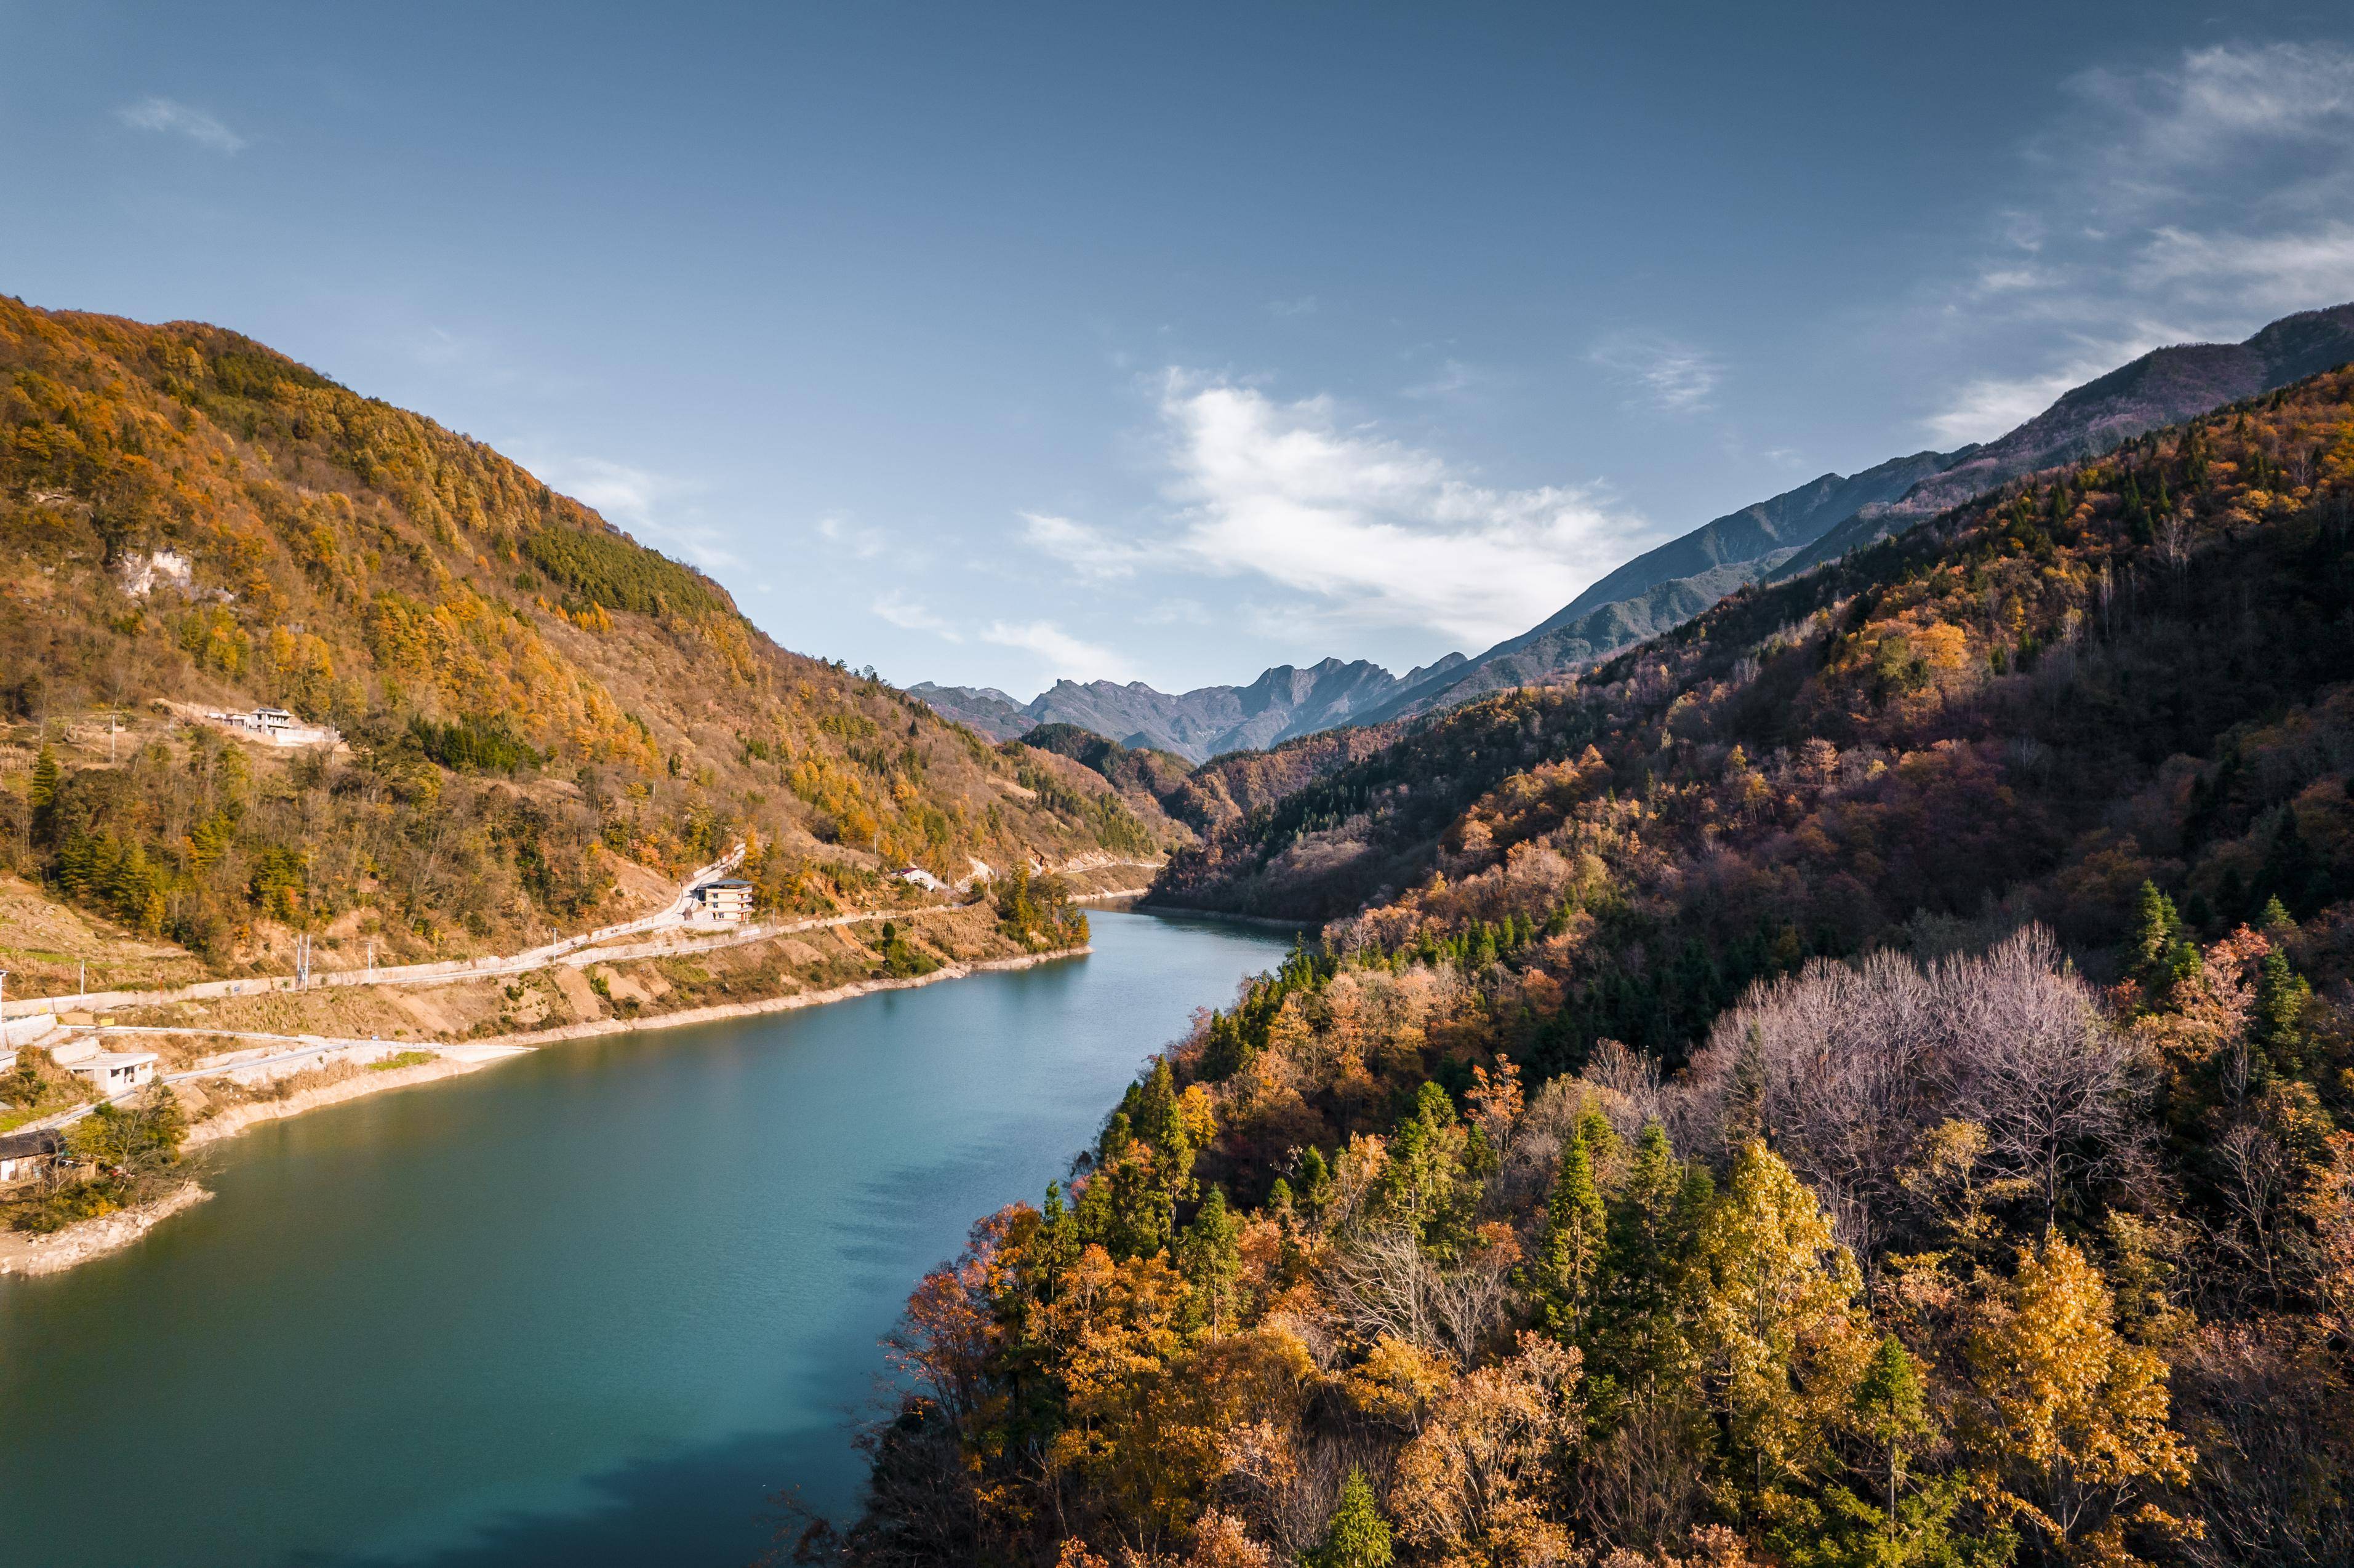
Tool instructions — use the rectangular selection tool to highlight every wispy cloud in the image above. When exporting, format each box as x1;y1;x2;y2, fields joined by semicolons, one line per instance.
1019;512;1164;582
817;514;888;559
518;454;740;571
982;619;1132;682
1588;334;1723;413
2131;220;2354;316
1060;370;1655;649
1402;359;1477;401
1920;39;2354;442
873;591;961;640
2069;41;2354;169
117;97;246;154
408;326;585;398
1920;366;2096;447
1267;296;1319;318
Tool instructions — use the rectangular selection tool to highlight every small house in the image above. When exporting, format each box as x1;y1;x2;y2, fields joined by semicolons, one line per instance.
897;865;947;892
51;1038;158;1095
0;1129;60;1186
693;878;755;922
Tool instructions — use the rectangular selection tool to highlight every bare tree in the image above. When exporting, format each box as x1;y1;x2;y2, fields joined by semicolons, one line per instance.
1940;930;2146;1231
1320;1220;1516;1363
1678;927;2148;1248
2172;1324;2354;1567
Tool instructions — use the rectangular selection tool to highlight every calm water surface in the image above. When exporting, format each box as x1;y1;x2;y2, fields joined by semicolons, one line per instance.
0;910;1294;1568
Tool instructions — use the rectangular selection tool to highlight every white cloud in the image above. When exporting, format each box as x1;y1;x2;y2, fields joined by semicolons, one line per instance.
2071;42;2354;171
1019;512;1163;582
1145;372;1652;648
873;591;961;640
1588;334;1723;412
1920;368;2088;447
1139;596;1213;626
117;97;246;154
1920;40;2354;442
982;620;1132;682
404;326;584;397
517;454;740;571
817;513;887;559
2132;220;2354;315
1268;296;1319;318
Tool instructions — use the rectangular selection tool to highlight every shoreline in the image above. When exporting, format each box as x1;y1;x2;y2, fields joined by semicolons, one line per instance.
1132;902;1314;931
0;1180;210;1278
1;944;1092;1278
487;944;1091;1048
1071;885;1150;905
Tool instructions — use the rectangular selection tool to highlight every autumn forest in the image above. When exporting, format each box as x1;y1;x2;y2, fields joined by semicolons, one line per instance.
827;368;2354;1568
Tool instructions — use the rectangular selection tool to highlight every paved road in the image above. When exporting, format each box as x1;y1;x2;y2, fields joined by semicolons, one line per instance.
8;852;1161;1133
2;844;750;1020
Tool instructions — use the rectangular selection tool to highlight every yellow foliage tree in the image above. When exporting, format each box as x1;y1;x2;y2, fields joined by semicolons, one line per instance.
1389;1332;1583;1568
1967;1235;2195;1564
1689;1140;1872;1503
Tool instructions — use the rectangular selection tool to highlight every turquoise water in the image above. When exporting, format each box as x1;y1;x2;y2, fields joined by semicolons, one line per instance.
0;911;1294;1568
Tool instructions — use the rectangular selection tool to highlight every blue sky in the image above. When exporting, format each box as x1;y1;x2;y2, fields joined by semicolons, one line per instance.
7;2;2354;695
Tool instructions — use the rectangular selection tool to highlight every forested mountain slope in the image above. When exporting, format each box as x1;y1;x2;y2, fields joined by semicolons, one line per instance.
0;298;1156;980
1350;452;1948;722
843;367;2354;1568
1772;300;2354;582
1363;301;2354;727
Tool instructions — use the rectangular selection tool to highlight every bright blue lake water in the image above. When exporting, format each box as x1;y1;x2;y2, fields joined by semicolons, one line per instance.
0;910;1294;1567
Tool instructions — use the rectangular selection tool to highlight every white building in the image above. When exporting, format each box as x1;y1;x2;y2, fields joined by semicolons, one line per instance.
50;1037;159;1095
692;878;755;922
202;706;341;749
897;865;947;892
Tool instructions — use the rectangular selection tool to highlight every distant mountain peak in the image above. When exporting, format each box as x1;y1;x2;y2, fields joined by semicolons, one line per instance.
913;652;1462;763
934;300;2354;759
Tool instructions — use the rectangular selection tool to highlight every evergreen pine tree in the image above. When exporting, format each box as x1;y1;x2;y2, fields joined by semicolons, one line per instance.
1309;1468;1393;1568
1856;1333;1932;1530
1177;1185;1243;1333
1595;1121;1698;1393
2128;880;2178;982
1298;1145;1334;1227
1534;1126;1607;1340
2253;948;2313;1084
28;743;58;812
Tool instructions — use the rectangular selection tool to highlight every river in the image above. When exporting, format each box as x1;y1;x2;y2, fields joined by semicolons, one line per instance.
0;910;1295;1568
